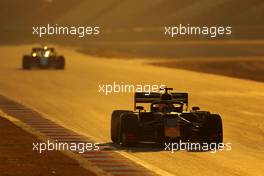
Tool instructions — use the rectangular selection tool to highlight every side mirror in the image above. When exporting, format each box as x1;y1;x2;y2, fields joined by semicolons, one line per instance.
136;106;144;111
192;107;200;111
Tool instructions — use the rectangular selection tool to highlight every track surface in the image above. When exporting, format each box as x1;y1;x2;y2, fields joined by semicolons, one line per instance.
0;45;263;176
0;95;155;176
0;115;97;176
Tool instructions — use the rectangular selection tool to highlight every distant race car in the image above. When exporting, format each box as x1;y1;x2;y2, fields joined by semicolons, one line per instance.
111;87;223;147
22;46;65;69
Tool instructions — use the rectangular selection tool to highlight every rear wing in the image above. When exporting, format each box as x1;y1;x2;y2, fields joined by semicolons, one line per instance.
134;92;188;110
32;47;55;52
32;48;43;52
134;92;160;104
171;93;188;105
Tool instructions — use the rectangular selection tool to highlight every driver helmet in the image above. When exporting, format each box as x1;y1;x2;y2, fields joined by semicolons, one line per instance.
161;93;172;100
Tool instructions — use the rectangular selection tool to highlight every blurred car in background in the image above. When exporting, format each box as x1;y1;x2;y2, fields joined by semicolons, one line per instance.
22;46;65;70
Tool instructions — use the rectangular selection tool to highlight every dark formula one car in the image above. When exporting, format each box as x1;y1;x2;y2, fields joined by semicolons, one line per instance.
22;46;65;69
111;88;223;147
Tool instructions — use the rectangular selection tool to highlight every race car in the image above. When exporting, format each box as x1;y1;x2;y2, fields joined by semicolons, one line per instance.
111;88;223;147
22;46;65;69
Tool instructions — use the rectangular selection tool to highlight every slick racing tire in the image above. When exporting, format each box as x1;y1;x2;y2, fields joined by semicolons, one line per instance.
111;110;132;143
118;113;139;147
56;56;65;70
203;114;223;146
22;56;32;70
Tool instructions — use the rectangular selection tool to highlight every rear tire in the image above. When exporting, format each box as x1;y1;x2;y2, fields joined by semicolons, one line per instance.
22;56;32;70
111;110;132;143
203;114;223;148
118;113;139;147
210;114;223;144
56;56;65;69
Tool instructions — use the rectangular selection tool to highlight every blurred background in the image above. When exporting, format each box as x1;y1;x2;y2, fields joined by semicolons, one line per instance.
0;0;264;81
